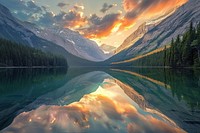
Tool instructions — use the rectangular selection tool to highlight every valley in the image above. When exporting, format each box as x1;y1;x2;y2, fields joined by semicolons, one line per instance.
0;1;200;133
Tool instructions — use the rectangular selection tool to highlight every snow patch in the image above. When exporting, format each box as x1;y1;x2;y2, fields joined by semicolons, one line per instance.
66;39;75;45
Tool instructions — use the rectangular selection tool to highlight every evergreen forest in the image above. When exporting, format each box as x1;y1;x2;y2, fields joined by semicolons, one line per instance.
0;38;68;67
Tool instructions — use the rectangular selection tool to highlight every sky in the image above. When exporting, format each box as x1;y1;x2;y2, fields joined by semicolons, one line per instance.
0;0;188;48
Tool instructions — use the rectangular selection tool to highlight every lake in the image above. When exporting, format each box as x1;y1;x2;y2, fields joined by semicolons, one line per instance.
0;68;200;133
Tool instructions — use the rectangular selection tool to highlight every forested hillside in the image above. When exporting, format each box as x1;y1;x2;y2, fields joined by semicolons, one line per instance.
128;22;200;67
130;48;167;66
167;22;200;67
0;38;68;67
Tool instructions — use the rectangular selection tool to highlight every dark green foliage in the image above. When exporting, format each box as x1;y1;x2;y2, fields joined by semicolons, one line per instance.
139;68;200;110
131;50;166;66
0;68;68;130
131;22;200;67
169;38;175;67
164;46;167;66
168;22;200;67
0;38;68;67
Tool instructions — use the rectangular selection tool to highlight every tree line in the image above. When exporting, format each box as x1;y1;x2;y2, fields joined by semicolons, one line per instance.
131;22;200;68
130;51;165;66
166;22;200;67
0;38;68;67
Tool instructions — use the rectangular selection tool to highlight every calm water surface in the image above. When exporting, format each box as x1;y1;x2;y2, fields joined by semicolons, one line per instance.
0;68;200;133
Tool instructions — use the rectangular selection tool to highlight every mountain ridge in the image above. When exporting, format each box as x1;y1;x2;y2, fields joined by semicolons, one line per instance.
0;3;100;66
114;22;148;54
22;22;109;62
105;0;200;64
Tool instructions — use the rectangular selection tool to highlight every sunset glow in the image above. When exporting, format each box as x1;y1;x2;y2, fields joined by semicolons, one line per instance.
3;78;185;133
1;0;188;47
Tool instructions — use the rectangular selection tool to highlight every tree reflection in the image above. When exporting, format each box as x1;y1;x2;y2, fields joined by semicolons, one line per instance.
0;68;68;130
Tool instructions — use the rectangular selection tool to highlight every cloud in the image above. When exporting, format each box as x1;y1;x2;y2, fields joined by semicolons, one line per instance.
0;0;51;23
73;4;84;10
54;10;87;28
3;79;185;133
0;0;85;28
123;0;138;12
1;0;188;40
105;0;189;32
100;3;117;13
57;2;68;8
26;0;42;12
80;0;188;39
122;0;188;26
79;13;121;38
55;4;86;28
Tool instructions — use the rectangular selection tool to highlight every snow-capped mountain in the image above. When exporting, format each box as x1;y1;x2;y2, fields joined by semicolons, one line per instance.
0;3;101;66
0;4;36;46
129;0;200;56
114;23;148;54
22;22;110;62
106;0;200;64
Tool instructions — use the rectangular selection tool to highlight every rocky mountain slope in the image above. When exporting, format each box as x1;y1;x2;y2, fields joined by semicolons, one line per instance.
22;22;109;61
100;44;116;54
0;3;99;66
106;0;200;64
114;22;148;54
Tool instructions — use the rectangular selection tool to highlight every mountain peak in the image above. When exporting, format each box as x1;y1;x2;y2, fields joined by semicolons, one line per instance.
114;22;148;54
107;0;200;63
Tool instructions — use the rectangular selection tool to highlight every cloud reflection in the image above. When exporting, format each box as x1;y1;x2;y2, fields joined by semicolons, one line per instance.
2;77;185;133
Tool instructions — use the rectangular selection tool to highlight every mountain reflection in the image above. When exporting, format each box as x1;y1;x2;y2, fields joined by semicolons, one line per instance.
107;68;200;132
2;70;185;133
0;68;68;130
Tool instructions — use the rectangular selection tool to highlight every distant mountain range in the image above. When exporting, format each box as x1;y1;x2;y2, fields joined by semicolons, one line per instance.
0;3;104;66
106;0;200;65
1;0;200;67
22;22;109;62
100;44;116;54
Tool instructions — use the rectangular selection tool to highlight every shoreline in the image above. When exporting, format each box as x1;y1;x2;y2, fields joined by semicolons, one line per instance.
1;66;199;69
0;66;67;69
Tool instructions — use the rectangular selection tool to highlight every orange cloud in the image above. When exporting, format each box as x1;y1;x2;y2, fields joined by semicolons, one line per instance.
80;13;121;39
65;18;87;29
143;0;188;18
120;0;188;30
62;0;188;41
118;17;137;32
84;20;121;39
83;0;188;40
123;0;138;11
64;11;88;29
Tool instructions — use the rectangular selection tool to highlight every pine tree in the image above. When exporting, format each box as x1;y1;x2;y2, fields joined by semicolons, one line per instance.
164;46;167;66
174;35;181;66
196;22;200;63
170;38;175;67
0;38;68;67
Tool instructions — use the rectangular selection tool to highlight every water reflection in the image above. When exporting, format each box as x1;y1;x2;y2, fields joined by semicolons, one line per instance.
1;68;200;133
25;71;110;107
0;68;68;130
2;69;186;133
107;68;200;132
